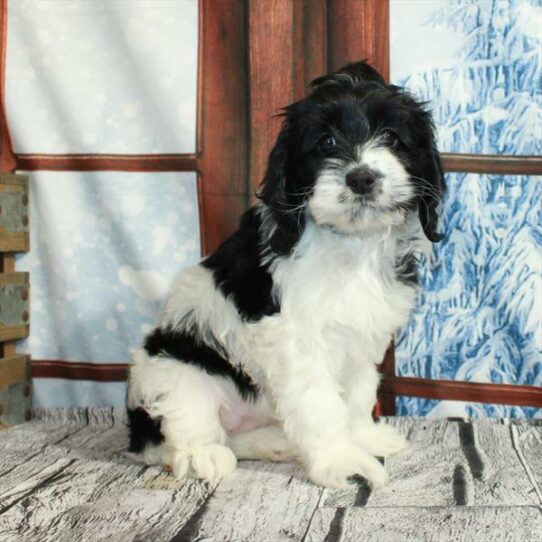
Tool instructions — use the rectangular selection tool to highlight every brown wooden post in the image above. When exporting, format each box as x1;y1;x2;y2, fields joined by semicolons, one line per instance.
0;0;32;427
248;0;296;202
198;0;250;255
327;0;390;78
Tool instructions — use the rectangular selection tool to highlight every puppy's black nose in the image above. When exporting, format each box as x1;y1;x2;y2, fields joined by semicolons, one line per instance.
345;169;378;195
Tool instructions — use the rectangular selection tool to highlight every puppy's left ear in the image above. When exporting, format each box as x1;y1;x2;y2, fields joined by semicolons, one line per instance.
418;124;446;243
258;104;305;254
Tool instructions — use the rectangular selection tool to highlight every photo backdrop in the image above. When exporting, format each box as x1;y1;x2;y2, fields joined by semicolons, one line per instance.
6;0;200;407
391;0;541;417
5;0;540;416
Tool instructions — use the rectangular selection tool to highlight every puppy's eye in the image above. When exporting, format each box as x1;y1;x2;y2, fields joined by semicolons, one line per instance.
321;135;337;149
381;130;399;148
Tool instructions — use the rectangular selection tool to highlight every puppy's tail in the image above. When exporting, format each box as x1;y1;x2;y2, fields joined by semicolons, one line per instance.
227;425;297;462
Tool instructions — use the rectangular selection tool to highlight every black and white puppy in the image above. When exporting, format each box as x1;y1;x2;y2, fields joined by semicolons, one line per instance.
127;61;445;489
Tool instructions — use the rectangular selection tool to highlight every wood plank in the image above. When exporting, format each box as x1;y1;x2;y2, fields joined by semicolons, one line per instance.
0;272;30;341
378;341;396;415
0;175;29;252
471;421;541;505
294;0;327;100
327;0;389;79
0;409;112;484
176;460;324;541
0;413;86;473
0;272;28;287
0;462;218;542
0;0;16;172
1;412;540;541
31;360;128;382
512;423;542;504
248;0;295;203
346;418;465;508
0;174;27;187
0;254;15;273
0;355;29;389
441;153;542;175
0;413;220;540
0;324;28;342
198;0;249;254
381;376;542;408
197;193;247;256
15;154;198;172
0;174;29;251
306;506;542;542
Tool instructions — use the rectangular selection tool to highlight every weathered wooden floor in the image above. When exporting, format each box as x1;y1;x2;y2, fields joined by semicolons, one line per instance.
0;409;540;542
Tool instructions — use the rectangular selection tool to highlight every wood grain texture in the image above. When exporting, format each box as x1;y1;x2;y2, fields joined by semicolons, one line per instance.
0;412;541;541
295;0;327;100
198;0;250;254
0;355;29;389
0;272;29;342
381;376;542;408
31;360;128;382
512;422;542;504
306;506;542;542
0;0;15;173
378;341;396;415
327;0;389;79
182;461;324;541
248;0;295;201
15;154;198;172
473;421;542;505
0;174;29;252
441;153;542;175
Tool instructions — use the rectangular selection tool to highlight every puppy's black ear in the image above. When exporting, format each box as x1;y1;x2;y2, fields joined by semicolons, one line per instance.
418;129;446;243
258;105;305;255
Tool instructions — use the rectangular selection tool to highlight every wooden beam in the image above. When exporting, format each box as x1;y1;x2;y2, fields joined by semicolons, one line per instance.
15;154;199;173
441;153;542;175
31;360;128;382
293;0;327;100
381;376;542;408
198;0;250;254
378;341;396;415
327;0;389;79
248;0;296;202
0;0;15;172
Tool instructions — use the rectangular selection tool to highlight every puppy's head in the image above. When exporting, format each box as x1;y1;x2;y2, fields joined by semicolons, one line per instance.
259;61;445;253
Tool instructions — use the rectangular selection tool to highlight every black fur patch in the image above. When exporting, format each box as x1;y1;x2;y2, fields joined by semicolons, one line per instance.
127;406;164;453
144;327;258;400
202;207;279;321
396;251;419;286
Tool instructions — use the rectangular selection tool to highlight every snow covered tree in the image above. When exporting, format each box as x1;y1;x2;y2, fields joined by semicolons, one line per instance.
395;0;541;417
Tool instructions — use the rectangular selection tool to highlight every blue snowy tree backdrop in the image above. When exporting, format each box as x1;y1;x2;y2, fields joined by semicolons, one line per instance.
392;0;541;417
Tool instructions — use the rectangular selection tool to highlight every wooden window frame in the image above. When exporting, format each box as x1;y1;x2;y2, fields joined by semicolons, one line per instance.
2;0;541;412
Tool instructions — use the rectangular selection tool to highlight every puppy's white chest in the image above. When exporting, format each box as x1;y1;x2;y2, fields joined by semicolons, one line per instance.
273;227;416;335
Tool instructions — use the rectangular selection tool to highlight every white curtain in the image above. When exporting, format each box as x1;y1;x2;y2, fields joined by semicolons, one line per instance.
6;0;200;407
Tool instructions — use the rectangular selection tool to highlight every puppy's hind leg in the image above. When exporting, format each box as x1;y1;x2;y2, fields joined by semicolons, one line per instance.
160;398;237;481
227;425;298;462
132;360;237;481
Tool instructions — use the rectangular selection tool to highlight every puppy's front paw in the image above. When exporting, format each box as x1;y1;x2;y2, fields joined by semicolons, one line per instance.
308;443;388;489
352;422;409;458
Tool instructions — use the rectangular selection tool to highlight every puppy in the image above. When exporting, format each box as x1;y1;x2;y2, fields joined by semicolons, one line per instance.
126;61;445;489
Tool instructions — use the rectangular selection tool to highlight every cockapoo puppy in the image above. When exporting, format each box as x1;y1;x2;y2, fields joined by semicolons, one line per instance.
127;60;445;489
